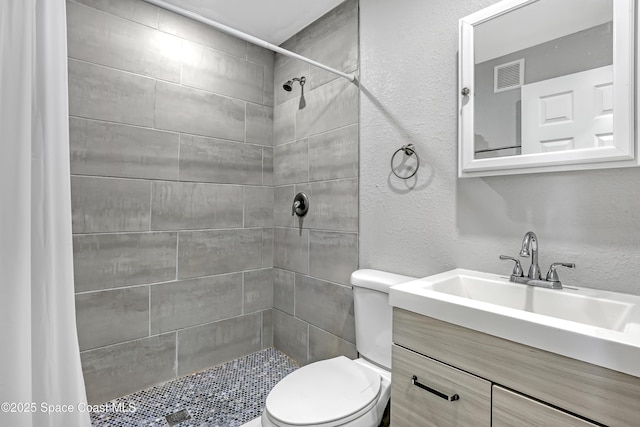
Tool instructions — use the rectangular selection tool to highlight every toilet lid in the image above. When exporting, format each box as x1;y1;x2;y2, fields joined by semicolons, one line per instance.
265;356;381;426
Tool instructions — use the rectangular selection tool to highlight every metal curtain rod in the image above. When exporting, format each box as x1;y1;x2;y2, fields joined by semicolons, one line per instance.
141;0;357;82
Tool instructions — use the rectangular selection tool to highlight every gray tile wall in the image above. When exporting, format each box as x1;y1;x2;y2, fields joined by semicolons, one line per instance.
67;0;275;403
272;0;360;365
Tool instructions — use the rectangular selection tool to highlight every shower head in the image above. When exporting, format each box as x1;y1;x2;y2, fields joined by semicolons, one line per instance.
283;76;306;91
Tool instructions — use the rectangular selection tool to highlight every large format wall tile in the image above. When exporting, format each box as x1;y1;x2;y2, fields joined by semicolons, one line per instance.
274;186;295;227
69;117;179;180
244;187;274;227
150;273;242;334
73;232;177;292
247;44;275;68
243;269;274;313
309;22;358;89
262;228;274;268
76;286;149;351
273;228;309;274
296;78;359;139
68;59;155;127
177;229;262;279
308;325;357;364
308;125;358;181
157;9;247;58
309;231;358;286
71;176;151;234
246;103;274;146
263;64;275;107
179;135;263;185
81;333;176;404
295;274;356;343
155;82;245;141
67;2;181;82
274;140;309;185
295;0;358;52
263;147;274;186
262;309;273;348
273;268;295;315
177;313;261;376
151;181;243;230
72;0;160;28
182;41;264;104
273;309;308;365
274;100;297;145
306;179;358;232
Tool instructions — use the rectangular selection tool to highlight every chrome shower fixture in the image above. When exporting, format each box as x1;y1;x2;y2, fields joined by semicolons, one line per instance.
283;76;306;92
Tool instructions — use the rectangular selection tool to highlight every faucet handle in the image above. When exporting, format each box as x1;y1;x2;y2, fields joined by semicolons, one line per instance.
500;255;524;277
546;262;575;282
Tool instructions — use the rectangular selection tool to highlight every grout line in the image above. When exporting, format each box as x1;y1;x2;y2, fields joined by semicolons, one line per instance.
72;226;268;237
74;269;270;296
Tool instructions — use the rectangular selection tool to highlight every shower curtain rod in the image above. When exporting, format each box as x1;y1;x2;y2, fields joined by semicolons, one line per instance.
141;0;357;83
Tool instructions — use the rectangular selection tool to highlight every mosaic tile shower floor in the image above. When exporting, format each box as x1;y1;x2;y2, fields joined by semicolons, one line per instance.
90;348;299;427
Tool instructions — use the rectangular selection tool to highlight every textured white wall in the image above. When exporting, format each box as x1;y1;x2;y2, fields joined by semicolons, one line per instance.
359;0;640;295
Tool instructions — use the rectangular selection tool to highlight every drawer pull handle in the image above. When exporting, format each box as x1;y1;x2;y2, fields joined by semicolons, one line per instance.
411;375;460;402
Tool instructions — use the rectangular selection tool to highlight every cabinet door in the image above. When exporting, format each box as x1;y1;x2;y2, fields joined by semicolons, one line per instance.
493;386;599;427
391;345;491;426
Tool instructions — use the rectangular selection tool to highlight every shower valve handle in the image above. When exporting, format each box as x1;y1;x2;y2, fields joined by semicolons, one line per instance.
291;192;309;217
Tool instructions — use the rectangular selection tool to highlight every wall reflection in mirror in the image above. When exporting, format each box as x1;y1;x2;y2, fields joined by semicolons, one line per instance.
473;0;613;160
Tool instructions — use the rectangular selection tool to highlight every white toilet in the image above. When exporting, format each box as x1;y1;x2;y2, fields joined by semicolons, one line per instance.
260;269;416;427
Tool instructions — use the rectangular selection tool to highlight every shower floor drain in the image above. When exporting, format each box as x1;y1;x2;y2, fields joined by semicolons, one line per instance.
165;408;191;425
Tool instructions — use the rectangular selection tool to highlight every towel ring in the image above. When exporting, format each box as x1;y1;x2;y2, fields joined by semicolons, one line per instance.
391;144;420;179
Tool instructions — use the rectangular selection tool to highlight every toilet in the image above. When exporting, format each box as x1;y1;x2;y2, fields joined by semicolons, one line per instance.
260;269;416;427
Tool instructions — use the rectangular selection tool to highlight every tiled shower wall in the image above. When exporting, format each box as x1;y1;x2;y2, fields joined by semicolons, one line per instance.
67;0;275;404
272;0;361;365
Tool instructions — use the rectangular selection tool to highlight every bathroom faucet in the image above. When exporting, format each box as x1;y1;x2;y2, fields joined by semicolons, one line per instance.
500;231;575;290
520;231;541;280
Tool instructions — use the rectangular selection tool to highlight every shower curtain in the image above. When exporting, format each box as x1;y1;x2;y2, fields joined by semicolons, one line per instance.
0;1;91;426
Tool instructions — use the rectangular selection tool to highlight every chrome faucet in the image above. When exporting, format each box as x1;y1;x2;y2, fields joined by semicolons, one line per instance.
500;231;575;290
520;231;541;280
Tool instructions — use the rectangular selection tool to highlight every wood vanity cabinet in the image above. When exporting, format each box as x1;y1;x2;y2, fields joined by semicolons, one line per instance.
391;308;640;427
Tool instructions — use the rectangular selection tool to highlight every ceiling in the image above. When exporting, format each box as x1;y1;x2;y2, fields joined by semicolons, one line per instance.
160;0;347;45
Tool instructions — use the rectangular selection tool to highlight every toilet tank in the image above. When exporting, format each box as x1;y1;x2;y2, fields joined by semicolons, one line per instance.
351;269;416;370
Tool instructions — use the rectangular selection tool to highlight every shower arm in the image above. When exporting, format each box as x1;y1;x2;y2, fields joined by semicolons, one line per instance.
141;0;357;83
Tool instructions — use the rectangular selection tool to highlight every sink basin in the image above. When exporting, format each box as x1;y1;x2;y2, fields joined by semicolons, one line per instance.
389;269;640;377
430;272;633;331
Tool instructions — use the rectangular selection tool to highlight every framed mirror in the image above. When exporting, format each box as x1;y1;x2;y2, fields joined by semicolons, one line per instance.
458;0;638;178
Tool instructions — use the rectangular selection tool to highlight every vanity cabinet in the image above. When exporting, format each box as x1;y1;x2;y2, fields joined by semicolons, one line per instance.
391;308;640;427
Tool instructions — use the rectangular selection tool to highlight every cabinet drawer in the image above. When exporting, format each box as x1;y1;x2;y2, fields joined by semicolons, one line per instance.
391;344;491;427
493;386;599;427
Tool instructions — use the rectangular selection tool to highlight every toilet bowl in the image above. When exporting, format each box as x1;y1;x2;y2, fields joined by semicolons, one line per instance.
261;357;390;427
260;269;416;427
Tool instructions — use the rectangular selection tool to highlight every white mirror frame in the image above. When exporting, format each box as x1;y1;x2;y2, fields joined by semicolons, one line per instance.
458;0;638;178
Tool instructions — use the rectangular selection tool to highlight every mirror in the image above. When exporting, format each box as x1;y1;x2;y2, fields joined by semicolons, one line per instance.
458;0;638;178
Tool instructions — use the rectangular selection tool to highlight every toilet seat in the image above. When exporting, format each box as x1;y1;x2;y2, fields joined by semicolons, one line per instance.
263;356;382;427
